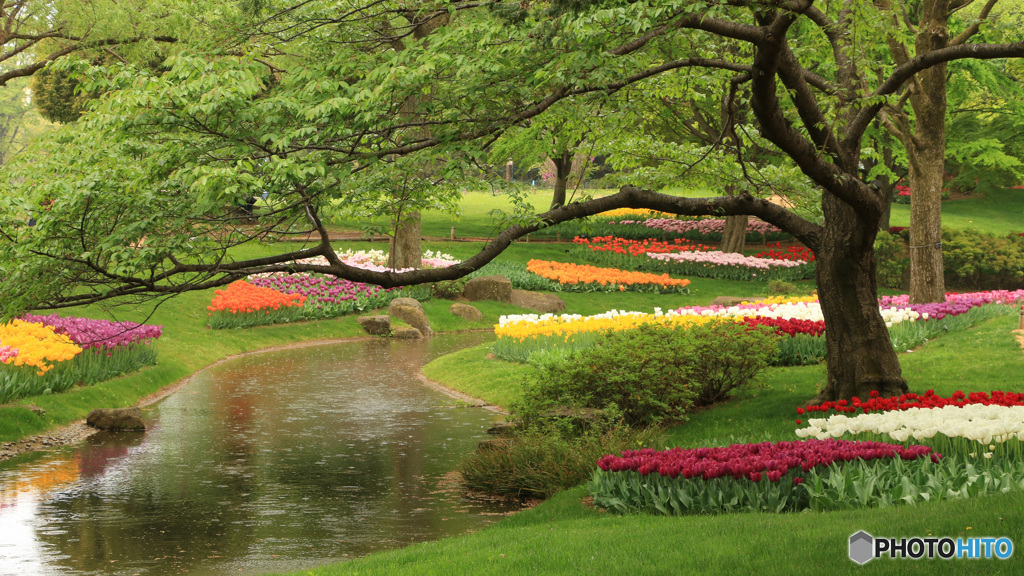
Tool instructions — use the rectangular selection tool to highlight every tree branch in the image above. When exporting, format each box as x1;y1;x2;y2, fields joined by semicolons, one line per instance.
27;186;822;310
844;40;1024;149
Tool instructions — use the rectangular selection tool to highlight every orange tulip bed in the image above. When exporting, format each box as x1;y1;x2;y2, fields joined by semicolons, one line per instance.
206;280;309;329
526;259;691;293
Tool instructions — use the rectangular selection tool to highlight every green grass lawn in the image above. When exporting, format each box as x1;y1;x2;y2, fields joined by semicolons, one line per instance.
292;313;1024;576
321;185;1024;241
322;186;718;240
889;187;1024;235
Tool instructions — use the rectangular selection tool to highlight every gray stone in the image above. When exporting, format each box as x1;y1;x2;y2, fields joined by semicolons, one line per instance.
356;315;391;335
449;302;483;322
710;296;756;307
485;421;516;436
388;297;432;336
510;289;566;313
86;408;146;431
463;275;512;303
391;326;423;339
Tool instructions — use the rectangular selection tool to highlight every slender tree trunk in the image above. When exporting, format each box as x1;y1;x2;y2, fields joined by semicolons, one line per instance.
720;215;748;253
907;144;945;302
878;178;895;231
905;0;949;304
812;193;908;403
388;11;450;271
876;141;897;231
389;211;422;269
550;150;571;209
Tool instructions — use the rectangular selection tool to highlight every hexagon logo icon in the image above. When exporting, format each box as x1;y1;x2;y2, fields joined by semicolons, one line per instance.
849;531;874;565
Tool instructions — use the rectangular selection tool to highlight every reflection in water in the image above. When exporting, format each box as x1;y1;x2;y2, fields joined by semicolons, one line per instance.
0;333;514;576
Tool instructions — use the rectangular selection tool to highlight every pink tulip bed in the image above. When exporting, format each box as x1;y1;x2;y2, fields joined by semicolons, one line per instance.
674;289;1024;365
588;438;1024;515
248;274;401;321
543;214;792;242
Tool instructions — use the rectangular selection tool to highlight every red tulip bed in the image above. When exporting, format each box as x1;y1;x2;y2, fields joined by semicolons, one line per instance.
588;438;1024;515
753;243;816;262
571;236;816;282
798;389;1024;417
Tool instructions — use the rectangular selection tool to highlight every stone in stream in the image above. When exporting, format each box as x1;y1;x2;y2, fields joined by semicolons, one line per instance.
356;315;391;335
388;298;432;336
86;407;146;431
391;326;423;339
463;275;512;303
449;302;483;322
485;421;516;436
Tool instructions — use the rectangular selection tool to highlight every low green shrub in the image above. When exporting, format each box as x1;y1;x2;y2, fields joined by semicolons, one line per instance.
512;322;776;427
767;280;797;294
873;231;909;289
458;423;663;498
942;229;1024;288
875;228;1024;290
429;277;468;299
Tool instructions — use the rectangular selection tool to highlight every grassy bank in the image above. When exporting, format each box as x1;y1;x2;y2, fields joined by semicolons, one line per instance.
289;485;1024;576
0;290;515;443
294;314;1024;576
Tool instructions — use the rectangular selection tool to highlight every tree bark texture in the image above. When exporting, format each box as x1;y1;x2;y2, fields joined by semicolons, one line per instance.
813;192;908;403
905;0;949;303
720;214;748;253
389;211;422;269
550;149;571;209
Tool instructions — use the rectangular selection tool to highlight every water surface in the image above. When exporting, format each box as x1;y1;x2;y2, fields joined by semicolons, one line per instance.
0;333;514;575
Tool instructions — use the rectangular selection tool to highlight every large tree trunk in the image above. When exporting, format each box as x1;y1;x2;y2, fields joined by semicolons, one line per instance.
390;211;422;269
720;215;747;253
550;150;571;209
813;193;908;403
